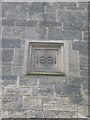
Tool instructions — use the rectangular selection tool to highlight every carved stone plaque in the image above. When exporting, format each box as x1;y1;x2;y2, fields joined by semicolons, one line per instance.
27;42;64;75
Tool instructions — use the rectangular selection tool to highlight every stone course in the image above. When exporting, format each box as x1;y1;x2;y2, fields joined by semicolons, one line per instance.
1;1;89;119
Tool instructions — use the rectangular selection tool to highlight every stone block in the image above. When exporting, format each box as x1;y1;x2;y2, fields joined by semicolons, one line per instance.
9;110;26;118
69;95;83;104
69;64;79;71
15;20;37;27
19;87;33;96
63;22;88;31
44;110;59;118
2;26;26;39
79;51;88;57
48;28;63;40
80;65;88;71
12;66;22;75
2;94;22;110
28;2;44;12
28;12;44;21
2;19;15;26
2;110;10;118
78;2;88;10
2;75;17;80
26;110;44;118
55;82;66;96
80;56;88;65
2;87;19;95
58;111;75;118
2;63;12;75
13;48;24;66
53;2;77;10
2;2;28;20
25;26;46;39
63;83;81;96
2;49;14;62
66;77;82;85
45;4;57;21
72;41;88;50
45;11;56;22
43;96;70;106
19;75;38;87
78;105;88;116
2;75;17;86
80;70;88;77
22;96;42;110
38;82;54;96
83;31;88;41
2;39;21;48
58;9;88;23
43;104;77;111
39;76;66;83
48;28;82;40
40;21;61;27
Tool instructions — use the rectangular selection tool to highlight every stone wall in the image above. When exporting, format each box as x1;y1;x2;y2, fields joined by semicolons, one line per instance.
1;2;88;118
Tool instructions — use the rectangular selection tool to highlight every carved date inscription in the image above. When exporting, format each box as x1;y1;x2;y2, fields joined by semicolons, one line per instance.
36;56;56;64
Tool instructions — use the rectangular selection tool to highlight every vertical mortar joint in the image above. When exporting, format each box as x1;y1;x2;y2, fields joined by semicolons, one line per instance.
82;31;84;41
45;27;48;39
76;0;79;8
61;21;64;31
56;9;59;22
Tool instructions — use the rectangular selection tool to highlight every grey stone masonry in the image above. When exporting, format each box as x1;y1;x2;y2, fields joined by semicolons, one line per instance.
1;1;89;119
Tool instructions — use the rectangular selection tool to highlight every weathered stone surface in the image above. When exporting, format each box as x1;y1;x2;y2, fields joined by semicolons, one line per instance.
2;75;17;80
58;9;88;23
69;95;83;104
2;94;22;110
53;2;77;10
2;63;12;75
28;12;44;21
43;96;70;106
2;110;10;118
63;83;81;97
40;21;61;28
63;22;88;31
72;41;88;50
9;110;26;118
2;49;14;62
78;105;88;116
80;70;88;77
1;2;88;119
78;2;88;10
26;110;45;118
2;86;19;95
58;111;75;118
15;20;37;27
43;104;77;111
13;48;24;66
22;96;42;110
39;76;66;83
2;26;26;39
44;110;59;118
2;39;21;48
12;66;22;75
2;75;17;86
25;26;46;39
2;19;15;26
2;2;28;20
19;75;38;87
27;2;44;13
80;55;88;65
48;28;82;40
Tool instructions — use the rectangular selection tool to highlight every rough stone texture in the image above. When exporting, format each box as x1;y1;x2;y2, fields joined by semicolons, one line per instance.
1;1;88;119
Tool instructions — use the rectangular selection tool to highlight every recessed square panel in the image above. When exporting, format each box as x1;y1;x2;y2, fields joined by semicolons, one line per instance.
27;42;64;75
